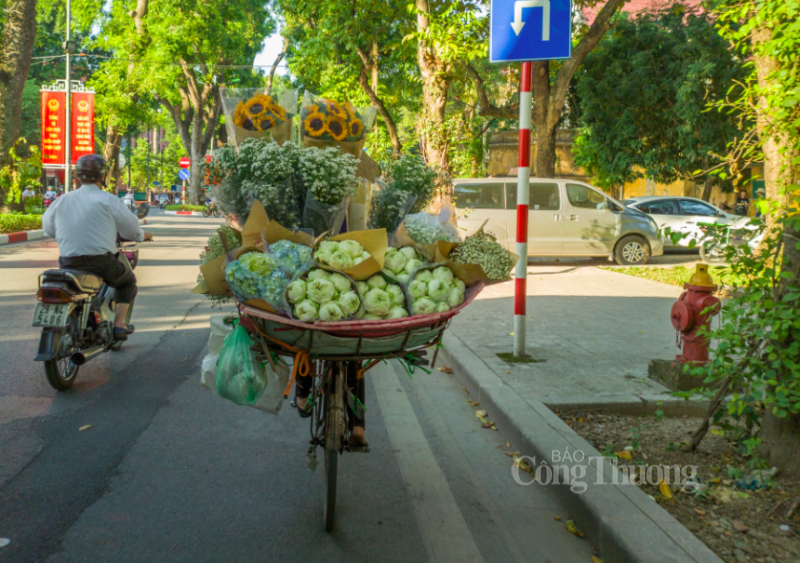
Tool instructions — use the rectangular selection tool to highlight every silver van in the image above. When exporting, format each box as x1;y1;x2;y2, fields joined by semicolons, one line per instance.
454;178;664;265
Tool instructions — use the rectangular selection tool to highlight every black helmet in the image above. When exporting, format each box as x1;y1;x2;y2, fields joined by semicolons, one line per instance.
75;154;108;183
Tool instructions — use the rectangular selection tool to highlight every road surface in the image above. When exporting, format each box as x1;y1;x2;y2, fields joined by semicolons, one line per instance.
0;211;591;562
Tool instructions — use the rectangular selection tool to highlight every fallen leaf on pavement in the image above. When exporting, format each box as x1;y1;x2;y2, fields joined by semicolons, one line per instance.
491;425;498;431
659;479;674;502
467;400;479;407
694;508;706;516
506;441;511;448
438;366;453;374
475;410;488;418
615;451;632;460
512;452;533;474
565;519;585;538
177;356;189;363
554;516;561;521
504;451;515;457
592;556;604;563
461;387;469;395
79;425;92;431
481;422;493;429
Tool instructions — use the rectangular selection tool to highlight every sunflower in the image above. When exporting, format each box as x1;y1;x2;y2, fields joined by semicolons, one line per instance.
348;118;364;139
323;98;348;119
269;102;287;122
344;101;358;121
257;114;277;132
245;94;273;118
303;110;327;137
233;101;249;127
325;115;348;141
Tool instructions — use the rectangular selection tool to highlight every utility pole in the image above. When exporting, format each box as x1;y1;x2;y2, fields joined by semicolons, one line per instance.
64;0;72;192
146;128;150;195
127;131;132;190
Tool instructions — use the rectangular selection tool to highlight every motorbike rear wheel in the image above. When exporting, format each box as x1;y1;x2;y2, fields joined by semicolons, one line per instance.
44;313;81;391
45;357;80;390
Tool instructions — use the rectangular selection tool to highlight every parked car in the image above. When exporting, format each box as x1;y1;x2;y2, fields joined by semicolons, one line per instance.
453;178;663;265
622;196;754;250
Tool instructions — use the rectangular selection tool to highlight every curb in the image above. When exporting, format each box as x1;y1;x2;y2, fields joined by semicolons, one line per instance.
0;229;47;246
163;210;205;216
439;332;722;563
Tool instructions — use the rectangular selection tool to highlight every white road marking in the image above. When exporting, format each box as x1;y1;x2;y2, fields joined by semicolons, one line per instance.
372;363;485;563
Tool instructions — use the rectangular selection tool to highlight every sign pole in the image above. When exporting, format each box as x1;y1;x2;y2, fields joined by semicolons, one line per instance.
513;61;532;358
64;0;72;192
182;180;186;211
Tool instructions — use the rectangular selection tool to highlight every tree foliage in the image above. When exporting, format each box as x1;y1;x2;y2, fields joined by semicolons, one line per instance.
572;6;749;192
679;0;800;471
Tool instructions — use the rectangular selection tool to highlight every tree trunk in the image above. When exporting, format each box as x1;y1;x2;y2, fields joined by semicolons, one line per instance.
751;21;800;475
102;123;123;192
760;411;800;478
0;0;37;171
356;53;401;156
700;174;713;202
416;0;451;184
266;37;289;95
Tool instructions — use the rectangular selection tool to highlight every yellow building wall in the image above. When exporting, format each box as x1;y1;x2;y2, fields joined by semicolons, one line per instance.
620;174;690;200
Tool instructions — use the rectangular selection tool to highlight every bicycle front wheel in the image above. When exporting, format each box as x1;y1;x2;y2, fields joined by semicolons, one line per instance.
322;362;345;531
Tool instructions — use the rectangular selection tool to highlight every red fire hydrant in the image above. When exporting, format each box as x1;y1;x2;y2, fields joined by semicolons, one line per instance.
670;264;721;364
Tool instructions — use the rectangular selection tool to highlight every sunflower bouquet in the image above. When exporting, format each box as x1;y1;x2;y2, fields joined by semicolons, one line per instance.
220;87;298;149
299;92;376;158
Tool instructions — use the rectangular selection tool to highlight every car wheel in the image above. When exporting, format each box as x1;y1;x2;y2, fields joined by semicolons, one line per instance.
614;235;650;265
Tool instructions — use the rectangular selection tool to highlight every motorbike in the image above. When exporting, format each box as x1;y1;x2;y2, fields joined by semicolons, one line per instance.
33;205;150;391
698;221;765;265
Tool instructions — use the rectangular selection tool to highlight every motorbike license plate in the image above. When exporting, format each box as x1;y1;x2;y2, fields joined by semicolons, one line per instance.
32;303;70;327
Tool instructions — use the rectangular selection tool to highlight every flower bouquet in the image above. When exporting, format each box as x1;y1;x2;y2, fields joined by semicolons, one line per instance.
299;146;359;236
285;268;363;322
368;181;417;236
220;87;298;149
299;92;377;158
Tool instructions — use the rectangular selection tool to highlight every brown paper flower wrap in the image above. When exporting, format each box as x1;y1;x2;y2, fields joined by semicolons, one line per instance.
313;229;388;281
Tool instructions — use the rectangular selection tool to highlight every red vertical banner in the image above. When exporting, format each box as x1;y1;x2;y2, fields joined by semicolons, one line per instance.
41;91;66;165
71;92;95;164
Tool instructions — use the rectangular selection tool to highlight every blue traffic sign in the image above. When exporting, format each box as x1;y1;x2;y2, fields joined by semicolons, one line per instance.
152;181;160;186
178;169;190;181
490;0;572;63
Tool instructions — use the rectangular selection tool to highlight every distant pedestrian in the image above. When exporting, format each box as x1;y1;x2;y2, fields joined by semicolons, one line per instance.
43;187;57;208
752;187;768;219
21;186;36;203
734;189;750;216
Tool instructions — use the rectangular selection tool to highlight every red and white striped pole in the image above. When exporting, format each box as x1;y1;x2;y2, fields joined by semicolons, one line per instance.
514;61;532;358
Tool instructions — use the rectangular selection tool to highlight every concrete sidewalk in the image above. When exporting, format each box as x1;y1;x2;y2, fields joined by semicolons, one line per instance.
439;263;722;563
447;263;706;415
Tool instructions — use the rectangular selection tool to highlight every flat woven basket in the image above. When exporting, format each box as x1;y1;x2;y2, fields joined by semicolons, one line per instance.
241;282;483;358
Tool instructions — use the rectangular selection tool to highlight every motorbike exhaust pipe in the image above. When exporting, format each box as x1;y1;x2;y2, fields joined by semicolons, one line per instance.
71;345;104;366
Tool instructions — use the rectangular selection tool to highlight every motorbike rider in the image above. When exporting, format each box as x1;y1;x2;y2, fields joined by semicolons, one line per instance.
42;154;153;340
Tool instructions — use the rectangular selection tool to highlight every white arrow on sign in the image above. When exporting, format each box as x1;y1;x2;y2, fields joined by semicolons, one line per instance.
511;0;551;40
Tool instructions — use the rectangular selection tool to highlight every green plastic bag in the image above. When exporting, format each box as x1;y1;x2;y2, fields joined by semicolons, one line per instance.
215;323;267;406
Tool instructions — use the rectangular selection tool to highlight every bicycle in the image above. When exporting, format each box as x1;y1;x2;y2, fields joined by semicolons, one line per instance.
241;290;475;531
203;201;221;218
